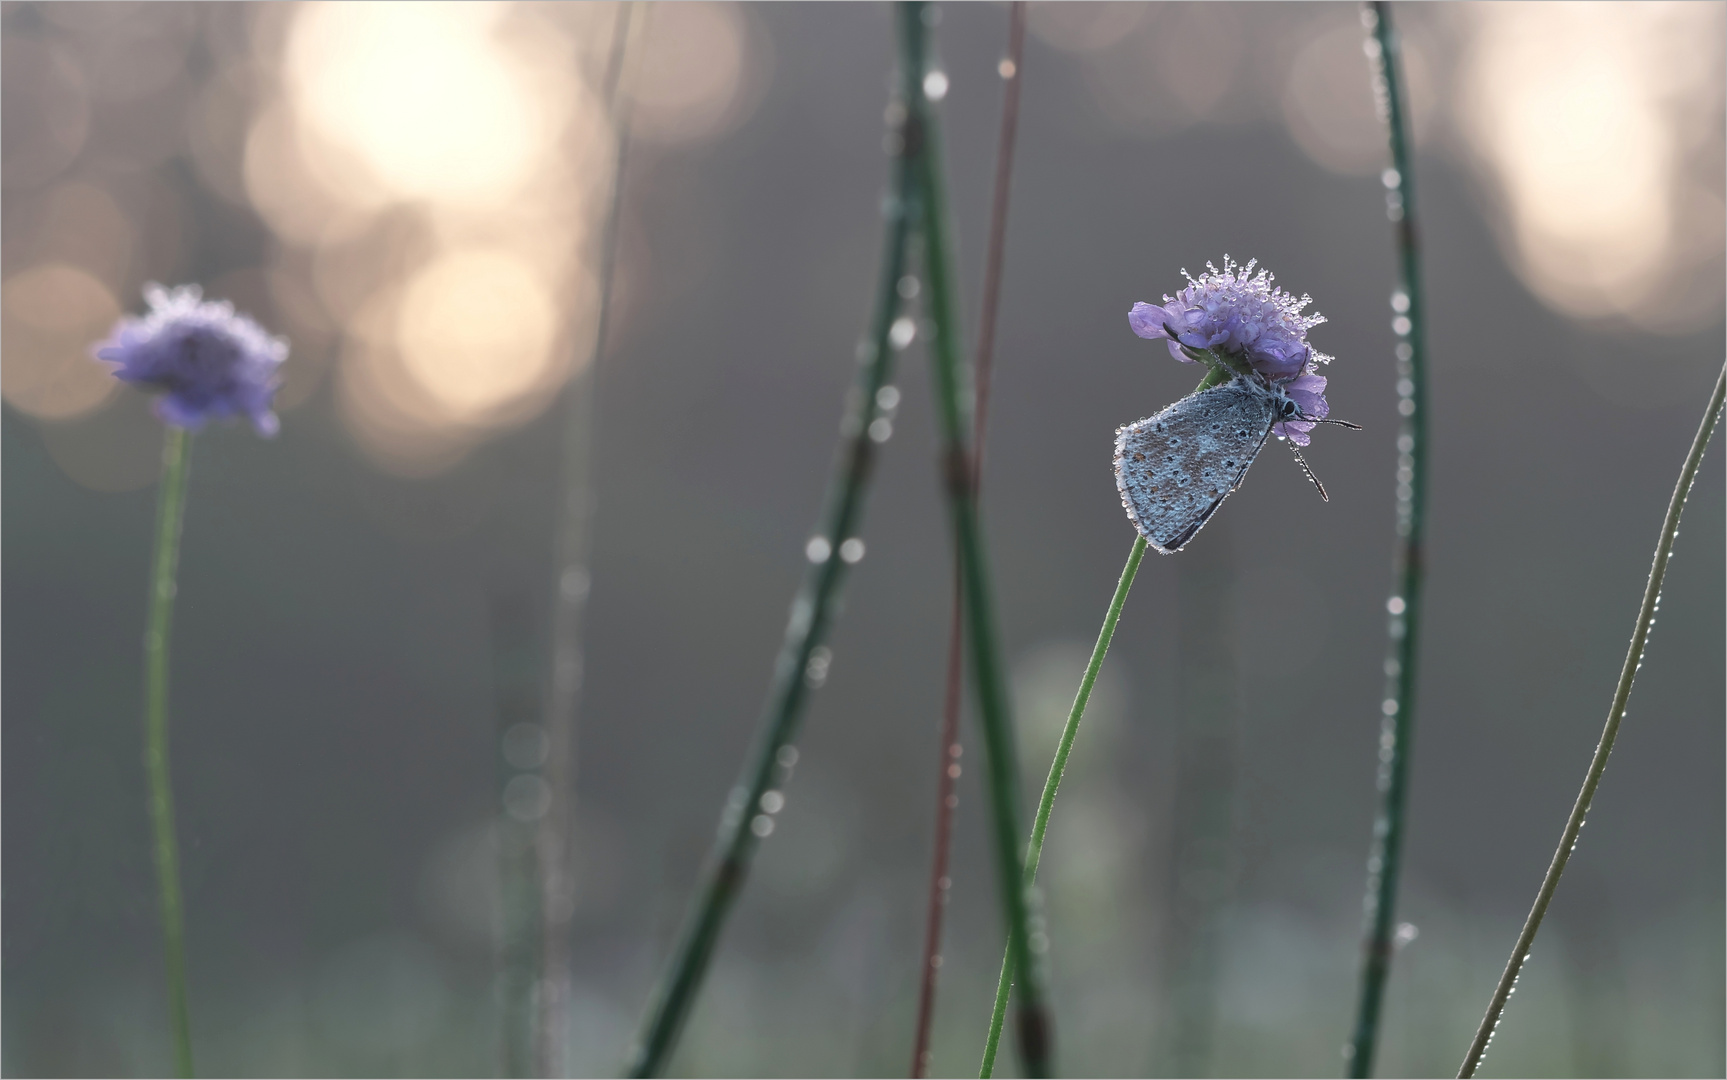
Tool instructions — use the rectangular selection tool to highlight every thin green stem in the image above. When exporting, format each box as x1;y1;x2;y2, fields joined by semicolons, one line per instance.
1347;4;1429;1074
144;425;194;1078
540;5;641;1074
1457;361;1725;1078
623;27;916;1076
900;2;1050;1073
980;535;1147;1077
978;358;1214;1076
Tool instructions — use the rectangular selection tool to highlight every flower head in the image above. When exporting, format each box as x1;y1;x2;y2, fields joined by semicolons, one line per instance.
1129;257;1332;444
96;284;288;436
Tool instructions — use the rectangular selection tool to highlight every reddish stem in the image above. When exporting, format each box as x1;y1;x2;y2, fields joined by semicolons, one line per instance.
909;6;1025;1075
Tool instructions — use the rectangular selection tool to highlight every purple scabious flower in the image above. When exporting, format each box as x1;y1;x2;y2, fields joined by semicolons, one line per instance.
1129;257;1332;445
96;284;288;436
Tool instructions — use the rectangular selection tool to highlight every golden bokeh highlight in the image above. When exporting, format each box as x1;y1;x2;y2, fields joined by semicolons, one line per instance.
1282;21;1435;177
1454;2;1725;329
629;3;766;145
246;1;619;472
284;3;561;211
1;263;121;420
395;248;562;419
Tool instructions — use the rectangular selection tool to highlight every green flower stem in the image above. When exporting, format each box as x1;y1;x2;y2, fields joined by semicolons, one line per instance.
1347;4;1429;1074
980;534;1147;1078
144;425;195;1078
1457;361;1725;1078
900;3;1051;1074
623;31;917;1077
539;5;640;1074
977;361;1217;1077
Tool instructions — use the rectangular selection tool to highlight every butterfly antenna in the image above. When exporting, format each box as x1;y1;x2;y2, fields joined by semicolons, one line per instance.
1291;408;1362;430
1288;442;1329;502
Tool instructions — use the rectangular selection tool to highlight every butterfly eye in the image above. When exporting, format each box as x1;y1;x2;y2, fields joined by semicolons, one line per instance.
1281;399;1298;417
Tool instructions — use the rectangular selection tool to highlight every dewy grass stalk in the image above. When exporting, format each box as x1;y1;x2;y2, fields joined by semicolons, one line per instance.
144;426;195;1079
1347;3;1430;1075
901;2;1051;1073
623;18;917;1073
539;5;641;1074
1457;361;1726;1078
909;4;1025;1076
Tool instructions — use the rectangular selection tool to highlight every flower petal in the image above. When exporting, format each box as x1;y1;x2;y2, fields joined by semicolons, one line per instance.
1129;301;1176;340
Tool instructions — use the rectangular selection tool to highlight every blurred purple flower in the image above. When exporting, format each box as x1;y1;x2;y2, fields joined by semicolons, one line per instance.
96;284;288;436
1129;257;1332;444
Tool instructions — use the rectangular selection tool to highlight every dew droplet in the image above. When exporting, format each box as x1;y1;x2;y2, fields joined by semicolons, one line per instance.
923;70;949;101
806;536;832;563
890;316;916;349
750;814;775;838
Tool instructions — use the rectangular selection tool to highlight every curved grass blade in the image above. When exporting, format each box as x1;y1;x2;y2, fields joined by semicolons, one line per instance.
1457;360;1725;1077
623;22;919;1076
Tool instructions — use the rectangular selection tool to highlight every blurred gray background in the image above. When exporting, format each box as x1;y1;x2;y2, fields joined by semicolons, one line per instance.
4;2;1723;1077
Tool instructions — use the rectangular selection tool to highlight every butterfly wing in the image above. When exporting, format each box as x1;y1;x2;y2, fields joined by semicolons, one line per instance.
1113;380;1279;554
